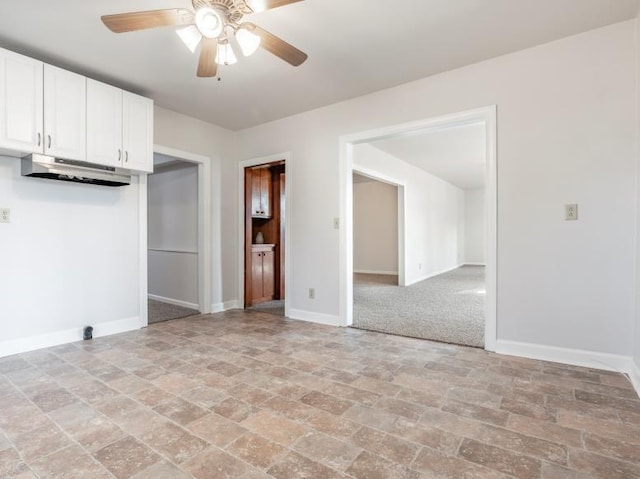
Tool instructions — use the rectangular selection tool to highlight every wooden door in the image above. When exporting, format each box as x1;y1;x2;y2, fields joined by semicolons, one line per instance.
260;168;272;218
251;250;263;301
262;250;275;298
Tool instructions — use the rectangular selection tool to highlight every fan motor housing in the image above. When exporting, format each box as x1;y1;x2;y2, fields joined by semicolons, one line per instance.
192;0;251;23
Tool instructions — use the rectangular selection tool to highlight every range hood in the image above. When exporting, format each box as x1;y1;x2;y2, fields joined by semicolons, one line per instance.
21;154;131;187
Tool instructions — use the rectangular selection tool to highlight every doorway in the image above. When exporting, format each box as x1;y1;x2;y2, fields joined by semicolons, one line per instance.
243;160;287;316
146;146;212;324
147;154;200;323
340;106;497;351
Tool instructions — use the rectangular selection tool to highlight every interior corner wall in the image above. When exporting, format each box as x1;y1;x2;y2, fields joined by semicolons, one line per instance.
234;19;637;356
633;18;640;384
464;188;486;265
153;106;237;309
353;145;464;285
353;179;399;275
148;164;198;307
0;156;141;356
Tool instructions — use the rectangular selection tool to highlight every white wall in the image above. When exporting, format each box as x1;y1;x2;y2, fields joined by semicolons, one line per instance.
0;105;234;357
0;156;142;355
353;178;398;275
153;107;237;311
234;20;637;359
354;144;464;284
148;163;198;308
464;188;485;264
633;18;640;389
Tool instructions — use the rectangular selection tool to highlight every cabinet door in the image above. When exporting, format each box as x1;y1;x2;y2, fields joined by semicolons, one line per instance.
262;250;275;298
251;251;264;300
0;48;43;155
43;65;86;161
251;170;262;216
260;168;272;218
251;168;272;218
123;91;153;173
87;79;123;167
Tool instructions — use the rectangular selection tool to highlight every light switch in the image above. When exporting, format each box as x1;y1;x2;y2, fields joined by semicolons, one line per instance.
565;204;578;221
0;208;9;223
333;218;340;229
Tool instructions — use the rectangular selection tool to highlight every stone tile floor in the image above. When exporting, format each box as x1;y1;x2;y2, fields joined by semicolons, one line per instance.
1;309;639;478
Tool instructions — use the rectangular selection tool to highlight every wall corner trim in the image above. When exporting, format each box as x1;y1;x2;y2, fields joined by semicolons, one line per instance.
149;294;199;311
211;300;242;313
288;309;344;327
0;316;143;358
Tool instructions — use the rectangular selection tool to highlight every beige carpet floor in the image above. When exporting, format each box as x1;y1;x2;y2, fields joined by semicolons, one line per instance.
352;266;486;348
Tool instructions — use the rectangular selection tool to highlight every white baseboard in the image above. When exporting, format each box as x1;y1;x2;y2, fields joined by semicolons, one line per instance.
496;339;632;373
211;300;242;313
463;262;486;266
0;316;143;358
630;360;640;397
354;270;399;275
288;308;343;327
406;264;463;286
148;294;199;310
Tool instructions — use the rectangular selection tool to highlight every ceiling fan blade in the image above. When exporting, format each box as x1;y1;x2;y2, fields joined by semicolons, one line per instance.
197;38;218;77
245;0;304;13
249;24;307;66
101;9;194;33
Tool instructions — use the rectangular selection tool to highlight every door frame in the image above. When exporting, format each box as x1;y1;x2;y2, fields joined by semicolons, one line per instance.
238;152;291;317
339;105;498;351
141;145;212;323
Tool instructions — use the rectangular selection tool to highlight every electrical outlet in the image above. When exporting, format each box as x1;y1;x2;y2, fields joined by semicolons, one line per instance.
0;208;9;223
308;288;315;299
418;263;422;270
565;204;578;221
333;218;340;230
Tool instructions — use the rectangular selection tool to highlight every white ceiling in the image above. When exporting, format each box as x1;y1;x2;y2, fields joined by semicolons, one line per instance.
0;0;637;130
370;123;486;189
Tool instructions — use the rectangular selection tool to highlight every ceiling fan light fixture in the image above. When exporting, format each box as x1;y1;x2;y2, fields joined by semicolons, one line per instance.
216;40;237;65
195;7;223;38
236;27;261;57
176;25;202;53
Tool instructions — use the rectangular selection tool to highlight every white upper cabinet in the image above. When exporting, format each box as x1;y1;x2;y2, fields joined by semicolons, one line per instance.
87;81;153;173
86;79;123;168
0;48;43;156
122;91;153;173
44;65;86;161
0;47;153;173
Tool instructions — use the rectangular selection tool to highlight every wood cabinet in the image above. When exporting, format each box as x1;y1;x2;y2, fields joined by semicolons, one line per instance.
251;244;275;304
87;80;153;172
0;48;43;156
251;167;272;218
43;65;86;161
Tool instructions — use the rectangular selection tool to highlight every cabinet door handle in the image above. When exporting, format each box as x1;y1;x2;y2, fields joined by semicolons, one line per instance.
47;135;51;149
37;133;41;147
118;149;122;162
125;151;129;163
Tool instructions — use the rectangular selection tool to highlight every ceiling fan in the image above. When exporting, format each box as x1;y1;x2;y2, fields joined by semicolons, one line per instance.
101;0;308;78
